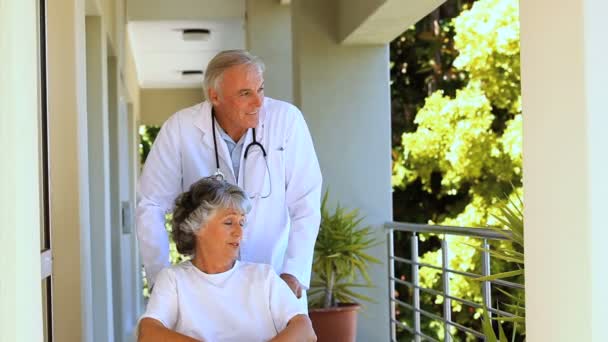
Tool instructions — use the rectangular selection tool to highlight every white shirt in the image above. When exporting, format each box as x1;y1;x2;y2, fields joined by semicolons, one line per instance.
216;124;245;180
140;261;306;342
136;98;322;287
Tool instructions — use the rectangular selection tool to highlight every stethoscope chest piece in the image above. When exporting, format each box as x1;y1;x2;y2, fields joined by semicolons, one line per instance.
213;169;225;181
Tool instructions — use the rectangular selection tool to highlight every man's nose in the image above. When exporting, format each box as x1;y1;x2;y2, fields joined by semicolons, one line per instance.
252;93;263;108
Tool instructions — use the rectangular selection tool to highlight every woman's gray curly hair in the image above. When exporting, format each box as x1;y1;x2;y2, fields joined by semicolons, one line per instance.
171;176;251;256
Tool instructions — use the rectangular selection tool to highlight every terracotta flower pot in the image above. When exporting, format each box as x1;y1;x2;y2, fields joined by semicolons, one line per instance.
309;303;360;342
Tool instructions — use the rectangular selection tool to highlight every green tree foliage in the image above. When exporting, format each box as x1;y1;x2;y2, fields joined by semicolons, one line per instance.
139;125;160;166
391;0;522;340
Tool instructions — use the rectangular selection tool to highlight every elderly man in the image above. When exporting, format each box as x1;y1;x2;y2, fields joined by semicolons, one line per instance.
136;50;322;303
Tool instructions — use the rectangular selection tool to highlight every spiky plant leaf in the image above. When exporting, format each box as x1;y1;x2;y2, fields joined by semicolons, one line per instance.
309;190;381;309
476;269;524;281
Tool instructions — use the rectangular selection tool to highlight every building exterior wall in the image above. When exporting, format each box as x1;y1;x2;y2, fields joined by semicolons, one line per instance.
246;0;294;103
292;1;392;340
14;1;606;341
584;2;608;339
140;88;204;126
520;0;608;340
47;0;93;340
46;0;142;340
0;1;44;341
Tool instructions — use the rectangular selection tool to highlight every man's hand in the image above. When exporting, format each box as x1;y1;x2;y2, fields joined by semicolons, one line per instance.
280;273;303;298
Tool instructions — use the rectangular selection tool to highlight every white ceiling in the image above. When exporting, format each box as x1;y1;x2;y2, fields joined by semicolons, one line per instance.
128;19;246;89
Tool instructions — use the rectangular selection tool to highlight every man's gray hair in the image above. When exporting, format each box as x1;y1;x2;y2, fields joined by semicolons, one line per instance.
203;50;265;98
171;176;251;256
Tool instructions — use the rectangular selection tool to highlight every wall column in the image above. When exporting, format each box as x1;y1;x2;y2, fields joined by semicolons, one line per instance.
0;1;43;340
520;0;608;340
85;15;116;342
245;0;294;103
292;1;392;340
47;0;93;340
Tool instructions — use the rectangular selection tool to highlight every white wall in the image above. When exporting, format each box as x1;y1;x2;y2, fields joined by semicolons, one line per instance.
86;15;116;342
338;0;444;44
140;88;203;126
110;57;143;340
4;0;141;341
292;1;392;340
127;0;244;21
584;1;608;339
47;0;94;340
246;0;294;103
0;1;44;341
520;0;608;340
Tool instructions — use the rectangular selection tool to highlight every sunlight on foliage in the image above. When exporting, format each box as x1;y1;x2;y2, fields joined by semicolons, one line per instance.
453;0;521;113
392;0;522;339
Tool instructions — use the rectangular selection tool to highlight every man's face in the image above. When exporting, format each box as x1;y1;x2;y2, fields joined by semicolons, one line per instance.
209;64;265;138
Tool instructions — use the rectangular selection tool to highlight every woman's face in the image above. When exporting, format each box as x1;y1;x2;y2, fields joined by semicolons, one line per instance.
196;207;245;263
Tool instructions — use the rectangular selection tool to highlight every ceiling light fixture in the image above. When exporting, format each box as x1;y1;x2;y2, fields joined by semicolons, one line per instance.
182;28;211;41
180;70;204;81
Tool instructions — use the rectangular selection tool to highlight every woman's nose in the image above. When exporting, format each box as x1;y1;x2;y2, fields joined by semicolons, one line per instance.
232;224;243;238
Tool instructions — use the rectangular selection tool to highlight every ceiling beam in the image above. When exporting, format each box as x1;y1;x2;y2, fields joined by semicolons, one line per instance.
338;0;445;45
127;0;245;21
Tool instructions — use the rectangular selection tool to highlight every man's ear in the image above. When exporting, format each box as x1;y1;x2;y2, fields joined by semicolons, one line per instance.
208;88;220;106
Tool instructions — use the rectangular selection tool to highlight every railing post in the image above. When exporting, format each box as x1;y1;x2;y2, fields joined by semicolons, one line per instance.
411;232;421;342
388;228;396;341
481;239;492;320
442;235;452;342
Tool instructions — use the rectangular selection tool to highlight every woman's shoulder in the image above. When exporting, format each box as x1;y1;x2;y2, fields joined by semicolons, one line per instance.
157;260;194;279
237;262;277;279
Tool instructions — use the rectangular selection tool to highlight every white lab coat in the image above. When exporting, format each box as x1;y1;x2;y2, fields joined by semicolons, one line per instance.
136;97;322;288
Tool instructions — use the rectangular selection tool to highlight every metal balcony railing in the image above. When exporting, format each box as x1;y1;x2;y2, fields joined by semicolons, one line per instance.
385;222;524;342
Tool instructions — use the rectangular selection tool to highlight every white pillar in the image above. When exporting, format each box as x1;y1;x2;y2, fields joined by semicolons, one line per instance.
584;2;608;339
0;1;44;340
292;1;392;340
47;0;93;340
521;0;608;340
85;15;116;342
245;0;294;103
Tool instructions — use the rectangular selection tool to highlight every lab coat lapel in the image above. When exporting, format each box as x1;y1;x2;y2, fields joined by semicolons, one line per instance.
193;101;236;182
237;102;267;186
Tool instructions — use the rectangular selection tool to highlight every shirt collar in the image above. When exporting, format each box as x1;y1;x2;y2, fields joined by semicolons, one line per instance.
216;121;246;146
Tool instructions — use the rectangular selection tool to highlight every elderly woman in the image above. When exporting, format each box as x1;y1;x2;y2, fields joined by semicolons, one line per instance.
138;177;316;342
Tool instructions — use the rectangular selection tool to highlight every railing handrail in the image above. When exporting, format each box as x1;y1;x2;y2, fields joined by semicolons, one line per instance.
386;221;523;341
385;221;511;240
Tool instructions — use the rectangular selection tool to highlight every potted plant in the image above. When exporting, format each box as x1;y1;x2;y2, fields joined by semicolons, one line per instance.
308;191;380;342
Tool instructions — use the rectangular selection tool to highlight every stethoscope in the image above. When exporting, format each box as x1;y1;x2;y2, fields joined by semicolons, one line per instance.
211;110;272;198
